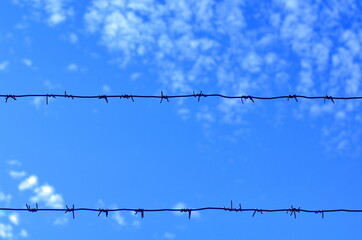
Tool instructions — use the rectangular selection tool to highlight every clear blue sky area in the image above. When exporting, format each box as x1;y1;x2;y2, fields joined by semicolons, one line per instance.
1;0;362;239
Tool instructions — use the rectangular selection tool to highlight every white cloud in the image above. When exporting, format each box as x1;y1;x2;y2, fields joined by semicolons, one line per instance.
31;97;43;110
83;0;362;154
84;0;219;65
67;63;78;71
130;72;141;81
173;202;186;216
196;108;214;123
342;30;360;55
9;171;27;179
101;84;111;93
163;232;176;239
22;59;32;67
309;104;333;117
17;0;73;25
54;216;68;225
20;229;28;238
112;212;126;226
242;52;262;73
132;220;141;228
19;175;38;191
0;192;11;204
335;111;346;120
0;224;13;239
278;0;300;11
178;108;191;121
6;167;64;236
6;160;22;166
43;80;61;90
69;33;78;43
31;184;64;208
8;214;19;226
0;61;9;71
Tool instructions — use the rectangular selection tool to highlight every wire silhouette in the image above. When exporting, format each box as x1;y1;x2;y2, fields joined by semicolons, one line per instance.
2;91;362;104
1;202;362;219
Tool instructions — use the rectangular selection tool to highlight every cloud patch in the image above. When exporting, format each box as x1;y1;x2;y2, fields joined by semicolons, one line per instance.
0;224;13;239
9;171;26;179
0;192;12;203
0;61;9;71
31;185;64;209
18;175;38;191
84;0;362;154
15;0;73;25
67;63;78;71
8;214;19;226
22;59;32;67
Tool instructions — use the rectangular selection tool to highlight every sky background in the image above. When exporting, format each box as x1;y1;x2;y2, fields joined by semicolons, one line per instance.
1;0;362;239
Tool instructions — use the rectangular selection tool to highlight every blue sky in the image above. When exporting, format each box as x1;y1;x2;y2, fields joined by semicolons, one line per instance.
1;0;362;239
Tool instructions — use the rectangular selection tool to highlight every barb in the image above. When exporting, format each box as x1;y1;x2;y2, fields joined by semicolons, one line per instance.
45;94;56;105
98;209;109;217
5;95;16;103
135;209;145;218
65;204;75;219
160;91;169;103
120;94;134;102
99;95;109;103
26;203;38;213
193;90;205;102
1;92;362;104
286;205;300;219
1;203;362;219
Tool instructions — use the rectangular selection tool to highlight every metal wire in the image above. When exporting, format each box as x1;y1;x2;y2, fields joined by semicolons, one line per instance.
1;202;362;219
2;91;362;104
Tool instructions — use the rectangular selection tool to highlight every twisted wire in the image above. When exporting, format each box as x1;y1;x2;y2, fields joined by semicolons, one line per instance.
2;91;362;104
1;202;362;219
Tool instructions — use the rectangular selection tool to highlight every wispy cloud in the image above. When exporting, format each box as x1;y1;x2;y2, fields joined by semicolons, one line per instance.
177;108;191;121
19;229;28;238
22;59;32;67
31;97;43;110
67;63;78;71
101;84;111;93
0;221;27;239
0;212;25;239
163;232;176;239
53;216;68;226
18;175;38;191
130;73;141;81
132;220;141;228
0;224;13;239
13;170;65;209
69;33;78;43
9;171;26;179
15;0;73;25
8;214;19;226
31;185;64;209
112;212;126;226
0;61;9;71
0;192;11;205
6;160;22;166
85;0;362;153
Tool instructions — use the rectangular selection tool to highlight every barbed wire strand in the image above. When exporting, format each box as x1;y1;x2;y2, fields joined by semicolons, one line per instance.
1;202;362;219
2;91;362;104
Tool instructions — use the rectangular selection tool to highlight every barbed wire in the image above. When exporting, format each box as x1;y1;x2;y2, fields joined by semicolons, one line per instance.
2;91;362;104
1;202;362;219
